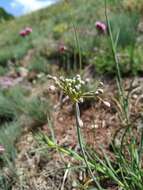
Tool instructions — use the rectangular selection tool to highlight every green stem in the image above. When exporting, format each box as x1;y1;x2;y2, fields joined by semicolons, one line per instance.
104;0;129;124
75;102;103;190
72;23;82;74
65;0;82;74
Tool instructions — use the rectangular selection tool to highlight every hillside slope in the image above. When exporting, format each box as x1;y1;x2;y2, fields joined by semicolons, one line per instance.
0;7;14;22
0;0;142;75
0;1;143;189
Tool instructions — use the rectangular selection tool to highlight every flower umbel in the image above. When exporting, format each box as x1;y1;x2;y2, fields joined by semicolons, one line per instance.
48;74;104;103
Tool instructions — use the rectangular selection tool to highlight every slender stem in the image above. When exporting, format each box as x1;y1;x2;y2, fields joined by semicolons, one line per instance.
104;0;129;124
72;23;82;74
64;0;82;74
75;102;103;190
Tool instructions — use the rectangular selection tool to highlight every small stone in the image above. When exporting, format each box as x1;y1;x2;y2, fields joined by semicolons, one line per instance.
18;67;28;77
37;73;45;78
132;94;138;99
27;135;33;143
59;117;64;122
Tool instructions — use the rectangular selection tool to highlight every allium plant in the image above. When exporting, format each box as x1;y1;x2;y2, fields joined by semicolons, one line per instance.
48;74;109;189
48;74;106;103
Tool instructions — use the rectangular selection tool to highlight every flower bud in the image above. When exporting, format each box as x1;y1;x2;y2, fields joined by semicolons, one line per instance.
48;85;56;93
78;118;84;127
103;101;110;108
98;88;104;94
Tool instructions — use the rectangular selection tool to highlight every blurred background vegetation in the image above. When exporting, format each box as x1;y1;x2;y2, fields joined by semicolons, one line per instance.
0;0;143;76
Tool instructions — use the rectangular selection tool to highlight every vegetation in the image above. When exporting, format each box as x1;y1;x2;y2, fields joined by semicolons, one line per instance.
0;7;14;22
0;0;143;189
0;0;143;75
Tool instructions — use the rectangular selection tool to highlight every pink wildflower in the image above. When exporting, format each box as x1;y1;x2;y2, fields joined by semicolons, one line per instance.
19;30;27;37
25;27;32;35
19;27;32;37
95;21;107;34
0;145;5;155
58;44;68;53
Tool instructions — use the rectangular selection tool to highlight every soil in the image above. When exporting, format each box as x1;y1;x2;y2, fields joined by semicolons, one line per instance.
9;75;143;190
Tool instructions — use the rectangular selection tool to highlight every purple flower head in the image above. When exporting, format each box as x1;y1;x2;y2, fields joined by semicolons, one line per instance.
19;27;32;37
0;145;5;155
25;27;32;35
95;21;107;34
19;30;27;37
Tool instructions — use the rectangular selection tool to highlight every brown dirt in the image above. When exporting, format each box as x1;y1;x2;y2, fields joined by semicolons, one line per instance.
11;76;143;190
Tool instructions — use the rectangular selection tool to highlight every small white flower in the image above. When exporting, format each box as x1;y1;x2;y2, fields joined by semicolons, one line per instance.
79;98;84;103
72;89;76;94
59;76;64;81
85;78;90;83
65;79;70;82
69;87;73;92
52;76;58;81
48;85;56;93
72;79;76;83
76;74;81;78
95;91;99;95
75;84;81;90
99;82;104;86
98;88;104;94
80;80;85;85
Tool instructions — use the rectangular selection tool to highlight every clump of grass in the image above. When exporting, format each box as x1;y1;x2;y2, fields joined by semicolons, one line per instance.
0;121;22;190
36;130;143;189
0;66;8;76
25;97;51;125
28;55;50;74
0;84;50;125
5;85;51;125
0;121;22;160
110;11;139;47
3;85;29;117
0;92;16;123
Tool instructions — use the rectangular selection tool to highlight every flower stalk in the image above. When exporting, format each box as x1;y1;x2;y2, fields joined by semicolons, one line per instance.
75;102;103;189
